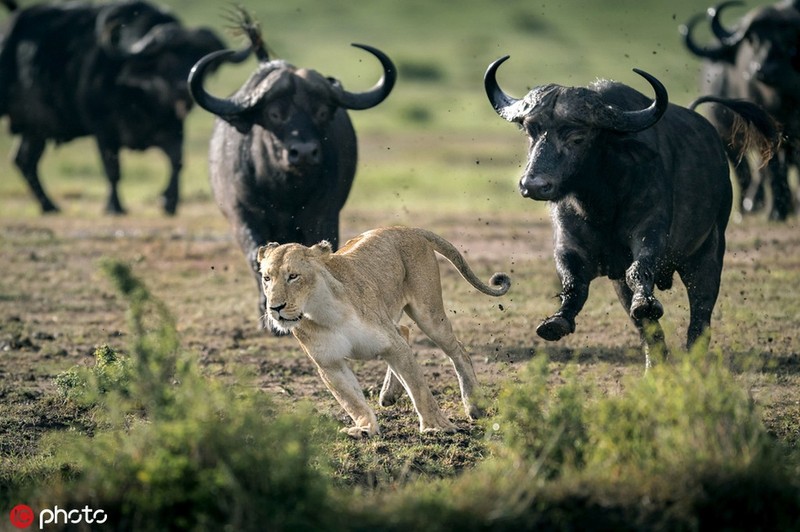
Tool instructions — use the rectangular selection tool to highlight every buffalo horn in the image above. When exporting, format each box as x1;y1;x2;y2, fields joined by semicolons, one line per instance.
333;44;396;110
483;55;520;119
601;69;669;133
709;1;744;40
679;11;736;61
188;50;252;118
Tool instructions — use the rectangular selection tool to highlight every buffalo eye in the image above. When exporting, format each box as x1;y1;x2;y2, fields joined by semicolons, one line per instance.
267;104;286;124
315;106;331;123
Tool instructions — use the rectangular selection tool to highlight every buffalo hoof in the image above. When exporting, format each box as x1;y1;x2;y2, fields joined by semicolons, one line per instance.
536;315;574;341
630;294;664;321
41;202;60;214
162;196;178;216
105;204;127;216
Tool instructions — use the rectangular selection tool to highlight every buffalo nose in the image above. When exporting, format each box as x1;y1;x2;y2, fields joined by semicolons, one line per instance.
288;141;321;165
519;174;553;199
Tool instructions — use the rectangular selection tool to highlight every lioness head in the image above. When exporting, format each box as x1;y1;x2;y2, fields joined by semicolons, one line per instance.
256;240;333;333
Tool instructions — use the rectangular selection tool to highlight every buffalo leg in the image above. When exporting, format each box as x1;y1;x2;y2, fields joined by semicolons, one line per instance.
764;154;792;221
537;250;593;341
626;258;664;322
96;141;125;215
14;136;58;213
613;279;667;368
234;218;283;333
160;140;183;216
726;143;763;214
677;232;725;351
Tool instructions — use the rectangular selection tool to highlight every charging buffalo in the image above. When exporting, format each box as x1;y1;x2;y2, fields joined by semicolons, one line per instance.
682;0;800;220
0;0;225;214
485;56;778;366
188;25;395;329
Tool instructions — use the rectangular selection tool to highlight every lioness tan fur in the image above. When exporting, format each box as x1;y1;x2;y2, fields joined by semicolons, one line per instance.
257;226;511;438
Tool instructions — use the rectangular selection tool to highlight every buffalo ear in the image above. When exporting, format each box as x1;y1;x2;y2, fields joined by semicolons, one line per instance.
311;240;333;256
221;114;255;134
257;242;280;263
611;136;658;166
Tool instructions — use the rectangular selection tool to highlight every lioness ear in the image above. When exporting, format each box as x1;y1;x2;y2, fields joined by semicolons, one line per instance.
257;242;280;263
311;240;333;256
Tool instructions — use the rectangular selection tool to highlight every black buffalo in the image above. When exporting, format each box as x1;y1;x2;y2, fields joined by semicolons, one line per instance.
485;56;778;366
682;0;800;221
0;0;225;214
188;27;395;329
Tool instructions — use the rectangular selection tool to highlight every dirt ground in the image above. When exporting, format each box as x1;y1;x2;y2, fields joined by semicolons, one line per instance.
1;203;799;463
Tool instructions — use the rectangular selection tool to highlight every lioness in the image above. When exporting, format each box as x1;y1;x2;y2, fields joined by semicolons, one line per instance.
257;226;511;438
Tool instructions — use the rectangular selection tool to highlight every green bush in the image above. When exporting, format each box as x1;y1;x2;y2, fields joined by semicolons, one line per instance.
354;352;800;530
493;356;589;477
54;344;133;405
38;260;338;531
585;350;774;480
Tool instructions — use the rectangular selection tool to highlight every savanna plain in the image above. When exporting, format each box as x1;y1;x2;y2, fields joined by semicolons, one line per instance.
1;0;799;530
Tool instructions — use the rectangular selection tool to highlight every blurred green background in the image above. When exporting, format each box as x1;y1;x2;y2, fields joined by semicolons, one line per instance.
0;0;767;218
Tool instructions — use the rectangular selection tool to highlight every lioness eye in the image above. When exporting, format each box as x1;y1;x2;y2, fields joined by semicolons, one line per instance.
263;276;270;283
288;273;299;281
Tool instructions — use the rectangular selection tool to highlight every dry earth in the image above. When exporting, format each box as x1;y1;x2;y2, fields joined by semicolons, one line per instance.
1;203;799;464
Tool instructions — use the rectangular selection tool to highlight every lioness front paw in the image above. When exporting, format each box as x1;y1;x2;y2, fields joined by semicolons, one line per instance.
536;315;574;341
340;425;379;439
630;293;664;321
420;414;457;434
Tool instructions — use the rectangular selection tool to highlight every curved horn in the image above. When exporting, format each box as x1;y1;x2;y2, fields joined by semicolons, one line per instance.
332;44;396;110
123;23;182;56
95;1;176;58
484;55;521;120
601;69;669;133
679;11;736;61
709;1;744;40
188;49;253;118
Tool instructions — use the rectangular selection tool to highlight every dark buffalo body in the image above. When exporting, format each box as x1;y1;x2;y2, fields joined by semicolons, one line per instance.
189;39;395;328
485;57;777;365
0;1;225;214
682;0;800;220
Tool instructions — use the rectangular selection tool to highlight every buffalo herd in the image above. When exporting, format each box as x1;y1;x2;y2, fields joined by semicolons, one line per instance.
1;1;796;367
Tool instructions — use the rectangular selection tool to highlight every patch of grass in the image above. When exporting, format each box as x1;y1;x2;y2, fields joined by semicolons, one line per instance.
22;262;339;531
351;351;800;530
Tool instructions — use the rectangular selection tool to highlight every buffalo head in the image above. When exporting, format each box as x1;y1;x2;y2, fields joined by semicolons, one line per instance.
682;1;800;89
484;55;668;201
96;1;225;123
189;44;395;174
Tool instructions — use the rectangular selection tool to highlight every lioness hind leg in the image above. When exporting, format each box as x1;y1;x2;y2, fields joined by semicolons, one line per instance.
406;306;485;420
379;325;411;407
381;339;457;434
313;358;380;438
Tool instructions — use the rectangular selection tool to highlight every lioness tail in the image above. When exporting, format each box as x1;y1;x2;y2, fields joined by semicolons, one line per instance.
418;229;511;297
